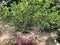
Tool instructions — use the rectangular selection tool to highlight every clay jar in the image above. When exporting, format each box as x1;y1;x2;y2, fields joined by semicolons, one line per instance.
16;32;35;45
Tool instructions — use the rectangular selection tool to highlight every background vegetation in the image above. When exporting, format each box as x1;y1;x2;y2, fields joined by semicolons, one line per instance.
0;0;60;32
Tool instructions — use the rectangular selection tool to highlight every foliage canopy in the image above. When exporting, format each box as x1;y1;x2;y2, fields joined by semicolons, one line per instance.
0;0;60;32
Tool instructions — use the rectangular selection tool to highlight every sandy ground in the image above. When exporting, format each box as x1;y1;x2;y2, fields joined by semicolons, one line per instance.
0;31;57;45
0;21;58;45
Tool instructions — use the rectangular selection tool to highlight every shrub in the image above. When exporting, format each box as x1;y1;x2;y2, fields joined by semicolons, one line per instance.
0;0;60;32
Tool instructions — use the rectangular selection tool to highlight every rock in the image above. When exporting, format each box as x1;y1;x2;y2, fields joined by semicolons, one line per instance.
16;32;35;45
